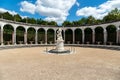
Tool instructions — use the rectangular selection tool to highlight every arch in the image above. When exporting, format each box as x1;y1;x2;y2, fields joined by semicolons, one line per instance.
95;26;104;44
84;28;92;44
65;29;73;44
47;29;55;44
27;27;36;44
74;28;82;44
16;26;25;44
37;28;45;44
106;25;117;44
3;24;14;45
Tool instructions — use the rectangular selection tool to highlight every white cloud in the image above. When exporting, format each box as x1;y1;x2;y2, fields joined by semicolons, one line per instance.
0;7;28;19
76;0;120;19
20;0;76;24
20;1;36;14
0;8;17;15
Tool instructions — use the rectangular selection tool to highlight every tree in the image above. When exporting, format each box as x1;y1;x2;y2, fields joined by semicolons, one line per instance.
27;18;36;24
86;16;96;25
95;19;102;24
20;18;27;23
72;21;79;26
48;21;57;26
36;19;48;25
62;21;72;27
103;8;120;23
3;12;14;20
14;14;22;22
77;17;87;26
0;13;3;18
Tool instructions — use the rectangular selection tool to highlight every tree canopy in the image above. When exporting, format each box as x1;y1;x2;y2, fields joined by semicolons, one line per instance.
0;8;120;27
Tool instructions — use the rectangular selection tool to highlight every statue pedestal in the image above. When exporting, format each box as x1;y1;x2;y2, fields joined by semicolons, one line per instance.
48;28;70;54
56;40;64;51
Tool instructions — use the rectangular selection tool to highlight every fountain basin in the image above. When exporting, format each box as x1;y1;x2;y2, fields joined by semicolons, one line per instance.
49;49;70;54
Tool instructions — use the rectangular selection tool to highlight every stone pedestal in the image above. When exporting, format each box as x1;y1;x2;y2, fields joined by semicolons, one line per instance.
48;28;70;54
56;40;64;51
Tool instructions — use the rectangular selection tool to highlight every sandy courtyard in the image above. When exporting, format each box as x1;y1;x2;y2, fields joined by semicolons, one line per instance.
0;46;120;80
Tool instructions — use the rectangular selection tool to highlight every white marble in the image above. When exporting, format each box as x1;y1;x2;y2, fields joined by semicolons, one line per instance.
56;28;64;51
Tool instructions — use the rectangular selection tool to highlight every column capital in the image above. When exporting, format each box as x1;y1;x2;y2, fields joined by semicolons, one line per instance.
117;27;120;30
104;28;107;32
92;29;95;33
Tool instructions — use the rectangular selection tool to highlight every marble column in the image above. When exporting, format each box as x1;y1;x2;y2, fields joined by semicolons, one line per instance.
0;27;3;45
119;28;120;44
63;30;65;43
116;28;118;44
35;30;38;44
92;29;95;44
45;31;47;44
54;31;56;44
24;30;27;45
73;30;75;44
82;30;85;44
12;29;16;45
104;29;107;45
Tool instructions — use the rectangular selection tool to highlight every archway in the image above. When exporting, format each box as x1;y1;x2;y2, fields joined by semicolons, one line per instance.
3;24;14;45
16;26;25;44
27;27;35;44
47;29;55;44
84;28;92;44
65;29;73;44
106;25;117;44
38;28;45;44
75;28;82;44
95;27;104;44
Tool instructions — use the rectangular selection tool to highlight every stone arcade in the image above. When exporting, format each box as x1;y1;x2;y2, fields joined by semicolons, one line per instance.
0;19;120;45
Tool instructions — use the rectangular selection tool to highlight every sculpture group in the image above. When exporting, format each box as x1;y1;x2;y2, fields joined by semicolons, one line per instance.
49;28;70;54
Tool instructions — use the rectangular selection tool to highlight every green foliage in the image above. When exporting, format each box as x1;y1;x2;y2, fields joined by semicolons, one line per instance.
48;21;57;26
62;8;120;27
3;12;14;20
27;18;36;24
14;14;22;22
103;8;120;22
78;17;87;26
62;21;72;27
86;16;98;25
1;8;120;27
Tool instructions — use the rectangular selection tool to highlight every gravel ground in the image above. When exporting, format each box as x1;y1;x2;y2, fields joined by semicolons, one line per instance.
0;46;120;80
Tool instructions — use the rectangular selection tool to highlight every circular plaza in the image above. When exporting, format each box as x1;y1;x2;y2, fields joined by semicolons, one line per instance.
0;47;119;80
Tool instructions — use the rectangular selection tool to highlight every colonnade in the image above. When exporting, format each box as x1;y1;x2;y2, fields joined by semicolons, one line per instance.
0;19;120;46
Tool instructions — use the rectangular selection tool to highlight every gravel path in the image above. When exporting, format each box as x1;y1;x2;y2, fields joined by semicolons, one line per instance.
0;47;120;80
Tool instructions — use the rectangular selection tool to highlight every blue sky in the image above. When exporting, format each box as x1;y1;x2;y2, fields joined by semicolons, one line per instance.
0;0;120;24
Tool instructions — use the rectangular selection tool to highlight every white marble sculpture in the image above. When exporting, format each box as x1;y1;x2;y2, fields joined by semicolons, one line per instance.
56;28;64;51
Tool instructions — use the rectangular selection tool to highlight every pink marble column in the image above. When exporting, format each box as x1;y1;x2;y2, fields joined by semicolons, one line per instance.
0;27;3;45
104;29;107;45
92;30;95;44
54;31;56;44
73;30;75;44
24;31;27;45
35;30;38;44
45;31;47;44
82;30;84;44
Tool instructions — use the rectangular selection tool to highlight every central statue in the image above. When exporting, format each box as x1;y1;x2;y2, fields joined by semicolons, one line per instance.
56;28;64;51
48;28;70;54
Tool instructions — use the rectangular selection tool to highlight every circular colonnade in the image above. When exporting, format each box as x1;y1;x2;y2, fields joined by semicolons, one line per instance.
0;19;120;46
